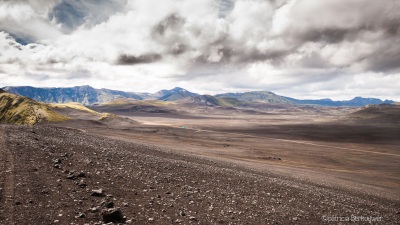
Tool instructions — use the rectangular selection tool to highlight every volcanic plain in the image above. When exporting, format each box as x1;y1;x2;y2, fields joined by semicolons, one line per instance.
1;100;399;224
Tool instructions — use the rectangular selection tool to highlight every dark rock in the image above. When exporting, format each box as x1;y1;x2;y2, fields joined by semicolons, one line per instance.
102;201;115;208
53;158;62;169
53;164;61;169
66;174;76;179
66;172;76;180
90;207;100;213
101;208;124;223
91;189;105;197
77;171;86;177
190;216;198;221
77;180;87;188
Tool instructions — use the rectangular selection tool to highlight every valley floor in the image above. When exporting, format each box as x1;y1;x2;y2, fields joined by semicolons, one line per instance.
0;123;399;224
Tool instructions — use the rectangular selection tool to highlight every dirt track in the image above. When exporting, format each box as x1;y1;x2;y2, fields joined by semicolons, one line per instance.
0;126;15;224
0;124;399;224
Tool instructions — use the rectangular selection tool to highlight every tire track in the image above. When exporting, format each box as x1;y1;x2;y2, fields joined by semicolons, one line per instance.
0;126;14;224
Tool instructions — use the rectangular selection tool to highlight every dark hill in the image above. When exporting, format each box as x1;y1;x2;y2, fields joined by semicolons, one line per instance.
157;87;199;101
349;104;400;123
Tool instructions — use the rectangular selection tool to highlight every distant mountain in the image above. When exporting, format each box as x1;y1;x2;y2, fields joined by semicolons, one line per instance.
0;92;68;125
0;88;5;94
176;95;237;107
345;97;394;106
3;85;394;107
214;91;393;107
134;87;199;101
215;91;293;104
3;85;142;105
157;87;199;101
284;96;394;107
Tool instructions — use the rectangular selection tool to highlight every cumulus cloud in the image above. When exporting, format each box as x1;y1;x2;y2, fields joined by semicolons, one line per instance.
0;0;62;42
0;0;399;100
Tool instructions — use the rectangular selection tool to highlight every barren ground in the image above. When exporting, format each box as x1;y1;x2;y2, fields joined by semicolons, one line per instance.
1;108;399;224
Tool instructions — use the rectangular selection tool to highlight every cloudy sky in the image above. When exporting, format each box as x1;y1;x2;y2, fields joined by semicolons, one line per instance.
0;0;399;100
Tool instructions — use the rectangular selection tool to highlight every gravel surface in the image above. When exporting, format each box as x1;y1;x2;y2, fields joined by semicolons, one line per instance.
0;124;399;224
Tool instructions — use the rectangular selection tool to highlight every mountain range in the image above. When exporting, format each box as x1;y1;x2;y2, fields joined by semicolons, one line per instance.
2;86;394;107
3;85;142;105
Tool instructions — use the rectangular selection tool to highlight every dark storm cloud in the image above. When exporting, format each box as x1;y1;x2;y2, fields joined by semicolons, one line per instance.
384;20;400;36
152;14;186;37
286;20;400;46
47;58;67;64
151;14;189;56
235;48;290;64
150;13;221;59
170;43;188;56
366;36;400;73
297;52;329;69
276;0;400;72
116;54;162;65
289;28;350;45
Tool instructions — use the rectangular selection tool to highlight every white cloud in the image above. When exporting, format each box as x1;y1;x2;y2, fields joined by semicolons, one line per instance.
0;0;399;101
0;0;62;41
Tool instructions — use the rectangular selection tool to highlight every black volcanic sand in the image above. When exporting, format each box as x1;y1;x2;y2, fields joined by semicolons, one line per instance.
0;125;399;224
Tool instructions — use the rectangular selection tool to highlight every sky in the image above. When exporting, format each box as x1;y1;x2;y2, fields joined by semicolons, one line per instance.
0;0;399;100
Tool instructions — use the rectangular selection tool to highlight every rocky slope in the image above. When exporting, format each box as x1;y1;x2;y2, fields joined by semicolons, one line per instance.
0;92;68;125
